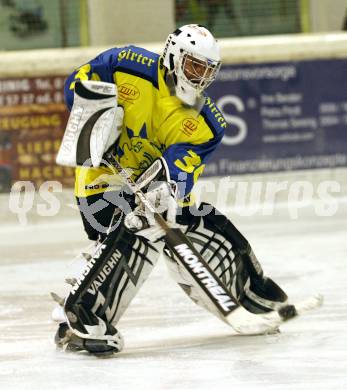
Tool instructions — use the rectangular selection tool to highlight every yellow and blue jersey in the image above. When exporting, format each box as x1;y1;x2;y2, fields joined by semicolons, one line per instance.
64;45;227;199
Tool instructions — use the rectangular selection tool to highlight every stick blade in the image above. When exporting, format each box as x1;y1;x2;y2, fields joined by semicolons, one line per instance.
226;294;324;335
293;293;324;316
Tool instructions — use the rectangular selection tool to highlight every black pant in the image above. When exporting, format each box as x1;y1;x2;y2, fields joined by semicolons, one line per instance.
76;192;122;241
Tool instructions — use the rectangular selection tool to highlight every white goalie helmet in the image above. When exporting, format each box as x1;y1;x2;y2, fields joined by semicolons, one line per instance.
162;24;221;106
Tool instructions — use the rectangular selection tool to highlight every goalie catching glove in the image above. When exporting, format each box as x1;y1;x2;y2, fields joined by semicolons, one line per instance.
124;158;179;242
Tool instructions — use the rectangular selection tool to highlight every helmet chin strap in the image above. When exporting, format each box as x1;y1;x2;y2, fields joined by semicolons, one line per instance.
164;67;205;110
176;81;205;112
176;83;197;106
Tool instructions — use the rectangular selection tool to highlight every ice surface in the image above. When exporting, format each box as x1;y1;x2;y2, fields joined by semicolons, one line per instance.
0;199;346;390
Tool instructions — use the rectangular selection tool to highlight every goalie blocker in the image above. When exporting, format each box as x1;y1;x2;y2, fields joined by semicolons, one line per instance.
56;80;124;168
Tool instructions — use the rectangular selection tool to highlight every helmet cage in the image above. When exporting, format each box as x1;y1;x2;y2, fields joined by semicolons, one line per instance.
176;50;221;93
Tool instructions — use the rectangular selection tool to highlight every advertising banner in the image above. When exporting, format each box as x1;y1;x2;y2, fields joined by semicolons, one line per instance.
0;75;74;192
206;58;347;176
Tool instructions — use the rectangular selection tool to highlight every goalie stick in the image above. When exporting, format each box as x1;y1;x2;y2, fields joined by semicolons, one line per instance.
105;152;324;331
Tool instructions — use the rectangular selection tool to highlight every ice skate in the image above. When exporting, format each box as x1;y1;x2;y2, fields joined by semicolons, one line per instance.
54;322;123;357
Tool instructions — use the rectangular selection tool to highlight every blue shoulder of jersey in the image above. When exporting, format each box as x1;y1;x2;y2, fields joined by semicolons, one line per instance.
200;94;227;140
63;46;160;110
112;45;160;89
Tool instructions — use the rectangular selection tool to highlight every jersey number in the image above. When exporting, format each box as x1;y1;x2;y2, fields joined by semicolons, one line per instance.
174;150;205;184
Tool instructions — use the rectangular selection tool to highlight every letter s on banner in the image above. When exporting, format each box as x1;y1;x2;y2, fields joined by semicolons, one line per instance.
217;95;247;146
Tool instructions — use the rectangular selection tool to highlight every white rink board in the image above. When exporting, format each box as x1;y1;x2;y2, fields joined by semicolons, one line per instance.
0;189;346;390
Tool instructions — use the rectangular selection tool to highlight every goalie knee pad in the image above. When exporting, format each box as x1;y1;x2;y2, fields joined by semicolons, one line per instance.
164;203;288;317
